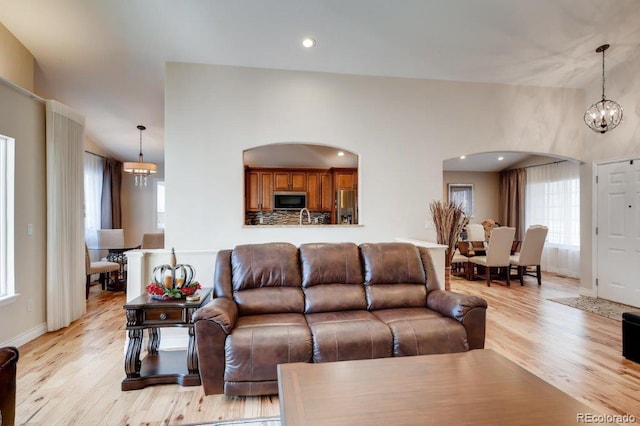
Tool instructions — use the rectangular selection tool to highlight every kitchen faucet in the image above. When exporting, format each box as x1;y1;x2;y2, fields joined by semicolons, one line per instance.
299;208;311;225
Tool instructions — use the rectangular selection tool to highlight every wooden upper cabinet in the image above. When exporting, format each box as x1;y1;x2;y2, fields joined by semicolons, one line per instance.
307;171;332;212
274;171;307;191
245;169;273;212
306;173;321;211
334;168;358;190
320;172;333;211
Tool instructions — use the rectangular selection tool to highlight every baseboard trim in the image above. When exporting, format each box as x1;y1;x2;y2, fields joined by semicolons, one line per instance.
0;322;47;348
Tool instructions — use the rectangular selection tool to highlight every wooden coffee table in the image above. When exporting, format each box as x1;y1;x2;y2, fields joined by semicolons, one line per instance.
278;349;614;425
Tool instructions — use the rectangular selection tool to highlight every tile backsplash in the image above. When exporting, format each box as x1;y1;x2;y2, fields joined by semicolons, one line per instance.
246;211;331;225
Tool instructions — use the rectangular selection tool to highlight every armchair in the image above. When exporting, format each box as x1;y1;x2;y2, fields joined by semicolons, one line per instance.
0;346;19;426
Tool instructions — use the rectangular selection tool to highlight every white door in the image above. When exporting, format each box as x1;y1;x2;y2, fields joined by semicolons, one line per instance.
596;160;640;307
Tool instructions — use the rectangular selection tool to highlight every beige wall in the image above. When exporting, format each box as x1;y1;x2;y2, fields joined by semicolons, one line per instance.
121;165;165;248
0;82;47;345
443;171;501;225
0;23;34;92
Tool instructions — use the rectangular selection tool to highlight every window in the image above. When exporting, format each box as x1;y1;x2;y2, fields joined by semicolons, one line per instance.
84;152;104;250
525;161;580;277
156;180;165;230
0;134;16;304
448;184;474;217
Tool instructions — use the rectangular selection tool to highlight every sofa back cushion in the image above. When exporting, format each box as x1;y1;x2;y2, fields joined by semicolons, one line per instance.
231;243;304;315
359;242;427;310
299;242;366;313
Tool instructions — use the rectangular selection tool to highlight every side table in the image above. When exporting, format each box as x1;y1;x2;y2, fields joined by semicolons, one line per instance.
121;288;212;391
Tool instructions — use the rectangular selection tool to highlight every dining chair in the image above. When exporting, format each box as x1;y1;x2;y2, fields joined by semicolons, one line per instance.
97;228;125;250
469;227;516;286
509;225;548;286
466;223;485;242
452;242;472;280
141;232;164;249
85;243;120;299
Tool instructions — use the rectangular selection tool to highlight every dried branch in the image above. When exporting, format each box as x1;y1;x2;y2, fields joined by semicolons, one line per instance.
429;200;470;266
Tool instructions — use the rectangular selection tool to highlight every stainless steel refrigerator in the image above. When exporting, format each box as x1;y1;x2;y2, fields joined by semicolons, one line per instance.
336;190;358;224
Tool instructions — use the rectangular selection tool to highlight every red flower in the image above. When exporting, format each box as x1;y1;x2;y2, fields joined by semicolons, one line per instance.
146;281;201;299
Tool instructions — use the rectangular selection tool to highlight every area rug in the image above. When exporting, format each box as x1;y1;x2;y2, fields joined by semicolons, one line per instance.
188;416;280;426
548;296;638;321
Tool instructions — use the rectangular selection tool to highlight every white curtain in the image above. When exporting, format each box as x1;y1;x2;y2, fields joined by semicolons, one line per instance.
84;152;104;259
525;161;580;278
46;100;86;331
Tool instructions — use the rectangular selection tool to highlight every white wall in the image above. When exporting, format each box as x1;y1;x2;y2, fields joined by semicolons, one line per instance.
165;63;585;252
580;51;640;294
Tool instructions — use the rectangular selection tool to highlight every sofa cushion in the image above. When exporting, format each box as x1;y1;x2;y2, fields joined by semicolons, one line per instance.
360;243;426;284
360;243;428;310
231;243;301;290
300;243;366;313
373;308;468;356
224;313;312;382
305;310;392;362
231;243;304;314
300;242;363;286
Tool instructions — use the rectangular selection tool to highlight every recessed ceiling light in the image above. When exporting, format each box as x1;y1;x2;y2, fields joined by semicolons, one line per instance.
302;38;316;48
460;155;466;160
498;156;504;161
337;151;345;157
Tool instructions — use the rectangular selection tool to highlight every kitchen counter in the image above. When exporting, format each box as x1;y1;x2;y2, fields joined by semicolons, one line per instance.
243;224;364;228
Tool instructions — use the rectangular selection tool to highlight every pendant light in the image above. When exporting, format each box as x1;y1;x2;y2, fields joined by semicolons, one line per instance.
123;125;157;186
584;44;623;134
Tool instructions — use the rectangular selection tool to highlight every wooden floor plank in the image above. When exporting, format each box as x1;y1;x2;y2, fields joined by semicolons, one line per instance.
14;274;640;424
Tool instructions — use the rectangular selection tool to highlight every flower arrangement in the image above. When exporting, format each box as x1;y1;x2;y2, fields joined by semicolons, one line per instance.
146;281;201;300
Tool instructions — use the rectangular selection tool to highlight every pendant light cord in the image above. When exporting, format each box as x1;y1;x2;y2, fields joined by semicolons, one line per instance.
601;48;606;101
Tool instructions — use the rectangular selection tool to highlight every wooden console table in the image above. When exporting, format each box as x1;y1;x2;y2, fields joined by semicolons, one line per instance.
121;288;212;391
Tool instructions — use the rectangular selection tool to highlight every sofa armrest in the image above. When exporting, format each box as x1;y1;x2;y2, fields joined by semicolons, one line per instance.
427;290;488;350
193;297;238;334
193;297;238;395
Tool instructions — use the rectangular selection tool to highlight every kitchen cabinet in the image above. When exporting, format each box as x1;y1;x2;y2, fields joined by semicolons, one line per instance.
333;168;358;190
306;171;332;212
245;170;273;212
274;171;307;191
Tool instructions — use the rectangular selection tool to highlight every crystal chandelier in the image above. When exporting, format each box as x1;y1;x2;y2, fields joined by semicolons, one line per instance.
584;44;623;134
123;125;157;186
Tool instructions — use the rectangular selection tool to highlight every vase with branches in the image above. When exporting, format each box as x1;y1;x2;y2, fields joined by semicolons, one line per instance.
429;200;470;290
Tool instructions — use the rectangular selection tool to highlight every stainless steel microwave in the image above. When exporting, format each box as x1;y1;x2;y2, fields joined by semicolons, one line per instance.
273;191;307;210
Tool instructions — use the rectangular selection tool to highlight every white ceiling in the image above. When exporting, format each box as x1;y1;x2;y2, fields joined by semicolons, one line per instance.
1;0;639;165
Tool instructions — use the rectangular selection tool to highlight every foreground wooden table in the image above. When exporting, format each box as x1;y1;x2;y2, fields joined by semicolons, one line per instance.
278;349;615;425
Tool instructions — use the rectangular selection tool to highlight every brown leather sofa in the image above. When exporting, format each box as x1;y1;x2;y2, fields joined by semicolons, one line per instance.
194;242;488;396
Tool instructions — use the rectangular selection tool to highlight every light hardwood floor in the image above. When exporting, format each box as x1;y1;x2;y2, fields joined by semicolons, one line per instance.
14;273;640;425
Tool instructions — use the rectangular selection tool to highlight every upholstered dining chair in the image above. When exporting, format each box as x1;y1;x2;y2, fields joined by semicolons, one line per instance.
96;228;125;250
85;243;120;299
466;223;485;242
509;225;548;286
0;346;19;426
469;227;516;286
141;232;164;249
452;242;472;280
